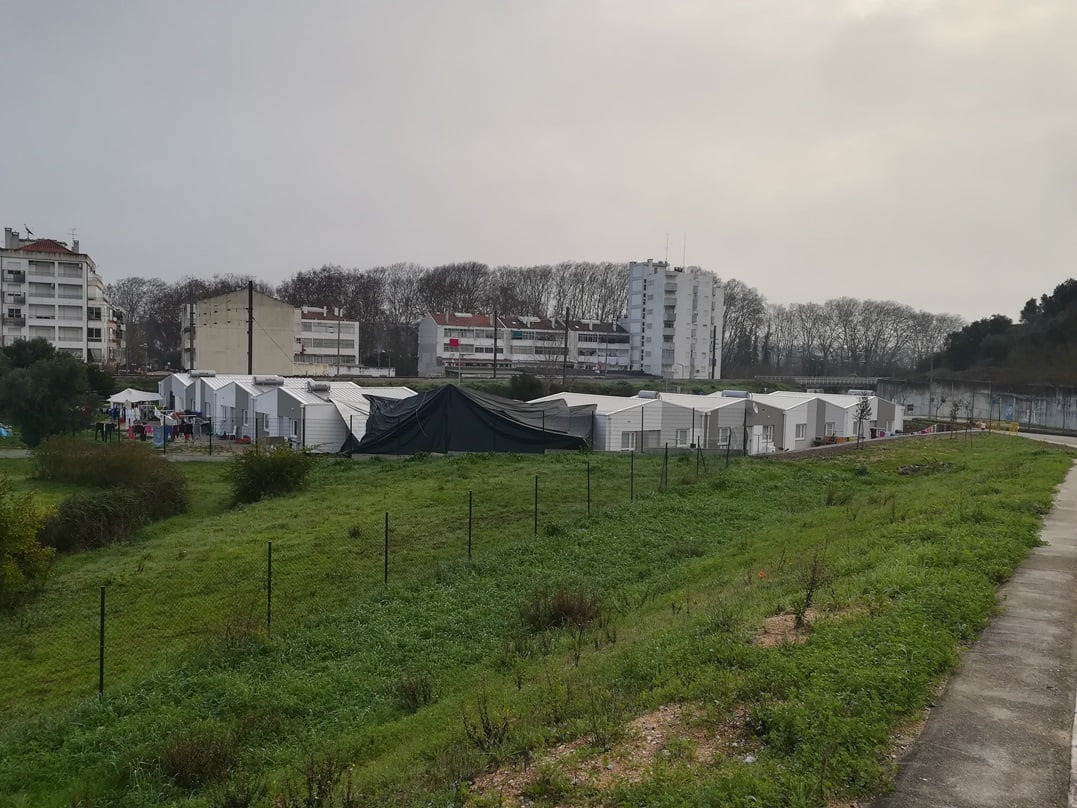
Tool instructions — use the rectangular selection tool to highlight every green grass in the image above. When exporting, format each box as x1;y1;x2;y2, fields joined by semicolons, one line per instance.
0;436;1071;807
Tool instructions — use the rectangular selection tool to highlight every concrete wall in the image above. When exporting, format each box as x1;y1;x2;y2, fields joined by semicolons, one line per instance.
189;290;297;375
879;379;1077;430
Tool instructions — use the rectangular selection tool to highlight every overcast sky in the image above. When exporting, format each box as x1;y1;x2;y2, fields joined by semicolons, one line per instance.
3;0;1075;321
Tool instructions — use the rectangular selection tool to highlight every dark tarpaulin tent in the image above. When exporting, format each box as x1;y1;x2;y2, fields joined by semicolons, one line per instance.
343;385;594;454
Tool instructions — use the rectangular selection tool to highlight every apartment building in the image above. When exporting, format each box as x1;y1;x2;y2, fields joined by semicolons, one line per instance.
417;312;630;377
1;227;125;365
181;290;369;376
624;259;724;379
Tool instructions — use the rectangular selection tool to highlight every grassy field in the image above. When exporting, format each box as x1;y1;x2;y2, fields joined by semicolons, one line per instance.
0;435;1072;807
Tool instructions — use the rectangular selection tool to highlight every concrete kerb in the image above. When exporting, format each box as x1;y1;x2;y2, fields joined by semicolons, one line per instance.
871;458;1077;808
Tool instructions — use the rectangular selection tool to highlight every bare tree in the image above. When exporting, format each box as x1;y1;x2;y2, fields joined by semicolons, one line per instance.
721;279;766;375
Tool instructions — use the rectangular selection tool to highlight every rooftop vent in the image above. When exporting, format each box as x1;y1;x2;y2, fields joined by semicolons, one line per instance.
721;390;748;398
253;375;285;386
307;381;331;393
189;370;217;378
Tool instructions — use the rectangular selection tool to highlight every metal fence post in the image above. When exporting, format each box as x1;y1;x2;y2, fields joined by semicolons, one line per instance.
586;460;591;515
266;541;272;636
468;490;473;561
662;443;669;491
630;450;635;501
384;512;389;585
534;475;539;535
98;585;106;699
208;416;213;456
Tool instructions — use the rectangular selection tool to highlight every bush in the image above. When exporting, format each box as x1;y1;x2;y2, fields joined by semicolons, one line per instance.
159;723;238;789
518;585;603;632
226;446;315;504
34;437;173;487
0;478;53;610
32;439;189;553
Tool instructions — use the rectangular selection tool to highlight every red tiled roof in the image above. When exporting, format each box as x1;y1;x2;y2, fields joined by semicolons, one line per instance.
16;239;75;254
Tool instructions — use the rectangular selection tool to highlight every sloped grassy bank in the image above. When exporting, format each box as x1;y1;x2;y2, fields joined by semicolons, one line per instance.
0;435;1070;807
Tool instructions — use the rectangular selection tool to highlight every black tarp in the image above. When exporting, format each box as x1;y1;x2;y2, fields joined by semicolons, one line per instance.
343;385;594;454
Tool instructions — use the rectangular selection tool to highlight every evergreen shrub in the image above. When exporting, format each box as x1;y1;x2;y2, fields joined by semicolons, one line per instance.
226;446;315;504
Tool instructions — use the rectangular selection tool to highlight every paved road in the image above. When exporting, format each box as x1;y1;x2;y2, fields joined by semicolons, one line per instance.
872;458;1077;808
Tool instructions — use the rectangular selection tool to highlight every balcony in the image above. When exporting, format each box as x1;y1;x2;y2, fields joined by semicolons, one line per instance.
3;316;26;327
6;294;25;305
4;271;26;284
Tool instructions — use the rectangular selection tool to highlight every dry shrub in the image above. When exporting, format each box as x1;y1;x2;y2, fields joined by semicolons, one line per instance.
518;585;603;632
159;723;238;789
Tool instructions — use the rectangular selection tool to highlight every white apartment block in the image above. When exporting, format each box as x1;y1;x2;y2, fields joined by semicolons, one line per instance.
624;259;723;379
1;227;125;365
181;290;371;376
417;313;630;377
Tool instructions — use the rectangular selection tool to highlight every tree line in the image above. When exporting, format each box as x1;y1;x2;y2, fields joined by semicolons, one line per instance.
107;262;963;377
939;278;1077;383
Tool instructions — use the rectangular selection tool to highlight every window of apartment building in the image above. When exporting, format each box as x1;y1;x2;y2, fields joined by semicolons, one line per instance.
28;282;54;297
59;326;83;341
6;307;22;319
795;423;806;440
29;326;55;339
663;335;673;343
88;307;102;321
904;403;914;414
620;431;636;450
824;422;836;435
28;261;54;276
58;262;82;278
58;284;82;300
58;306;81;320
88;327;102;342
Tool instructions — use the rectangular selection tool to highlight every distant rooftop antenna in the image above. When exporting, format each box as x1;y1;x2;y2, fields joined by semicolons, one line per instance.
682;233;687;268
664;233;669;264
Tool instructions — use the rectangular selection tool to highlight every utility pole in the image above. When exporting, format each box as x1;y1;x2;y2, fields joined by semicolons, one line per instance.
492;309;498;379
710;324;717;380
247;281;254;374
335;307;341;377
187;287;195;371
561;308;570;387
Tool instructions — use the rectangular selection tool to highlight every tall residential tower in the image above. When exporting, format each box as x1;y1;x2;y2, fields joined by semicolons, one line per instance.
624;259;723;379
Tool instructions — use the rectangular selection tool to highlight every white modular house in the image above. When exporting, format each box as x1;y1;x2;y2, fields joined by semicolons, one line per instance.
192;373;257;422
216;377;295;438
159;372;196;412
647;392;747;449
769;392;902;440
253;383;346;452
741;393;817;454
529;392;695;452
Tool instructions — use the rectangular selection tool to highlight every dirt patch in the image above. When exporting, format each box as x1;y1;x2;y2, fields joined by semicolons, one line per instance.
469;703;752;806
757;608;817;647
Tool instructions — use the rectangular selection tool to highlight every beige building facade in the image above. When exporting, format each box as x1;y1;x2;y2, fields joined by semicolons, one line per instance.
182;290;371;376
